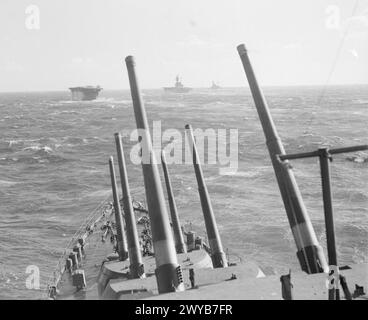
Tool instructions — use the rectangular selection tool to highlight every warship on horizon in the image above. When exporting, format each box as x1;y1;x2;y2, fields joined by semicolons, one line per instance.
69;86;103;101
163;75;192;93
210;81;221;89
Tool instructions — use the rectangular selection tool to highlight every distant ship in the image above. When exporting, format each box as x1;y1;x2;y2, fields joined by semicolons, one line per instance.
69;86;102;101
163;75;192;93
210;81;221;89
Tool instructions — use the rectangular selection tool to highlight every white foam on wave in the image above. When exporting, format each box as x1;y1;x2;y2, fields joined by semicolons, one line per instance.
6;138;50;150
58;110;83;115
7;139;33;147
23;145;53;153
55;100;78;104
346;155;368;163
8;140;20;147
0;180;18;187
220;167;269;178
354;99;368;105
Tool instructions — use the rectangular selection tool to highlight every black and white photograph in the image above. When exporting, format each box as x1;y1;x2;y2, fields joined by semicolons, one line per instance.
0;0;367;304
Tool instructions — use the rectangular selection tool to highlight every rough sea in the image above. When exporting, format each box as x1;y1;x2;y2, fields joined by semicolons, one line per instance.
0;86;367;299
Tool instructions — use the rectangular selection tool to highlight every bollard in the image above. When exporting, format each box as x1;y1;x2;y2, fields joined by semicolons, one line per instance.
195;236;204;250
73;244;83;262
161;150;187;254
185;124;228;268
114;132;145;278
77;238;86;256
109;156;129;261
186;231;196;251
237;44;328;274
189;268;195;288
280;271;293;300
48;286;57;299
125;55;184;294
66;258;73;272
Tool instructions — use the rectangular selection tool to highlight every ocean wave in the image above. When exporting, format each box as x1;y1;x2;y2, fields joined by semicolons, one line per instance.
346;154;368;163
0;180;18;187
56;100;80;104
353;99;368;105
84;189;112;199
220;166;272;178
0;157;19;163
109;99;132;104
2;135;108;154
5;144;73;165
301;132;315;137
10;155;69;165
2;139;56;151
62;136;88;145
220;170;264;178
8;140;23;147
1;139;37;150
23;145;53;154
335;190;368;202
51;110;83;115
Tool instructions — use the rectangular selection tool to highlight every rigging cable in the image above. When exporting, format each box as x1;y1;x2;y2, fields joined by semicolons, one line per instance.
304;0;361;134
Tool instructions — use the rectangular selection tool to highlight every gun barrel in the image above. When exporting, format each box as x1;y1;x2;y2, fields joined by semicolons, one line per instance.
125;56;184;293
161;150;187;254
185;124;228;268
108;156;128;261
114;133;144;278
237;44;328;274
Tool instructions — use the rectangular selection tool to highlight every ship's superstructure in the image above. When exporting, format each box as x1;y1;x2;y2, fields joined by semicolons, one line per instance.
211;81;220;89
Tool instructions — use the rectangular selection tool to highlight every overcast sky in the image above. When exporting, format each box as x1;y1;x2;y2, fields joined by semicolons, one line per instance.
0;0;367;92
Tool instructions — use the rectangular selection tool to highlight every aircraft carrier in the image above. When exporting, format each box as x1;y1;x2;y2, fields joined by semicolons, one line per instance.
69;86;102;101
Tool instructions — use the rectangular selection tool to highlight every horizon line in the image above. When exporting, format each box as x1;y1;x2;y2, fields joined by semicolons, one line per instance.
1;83;368;94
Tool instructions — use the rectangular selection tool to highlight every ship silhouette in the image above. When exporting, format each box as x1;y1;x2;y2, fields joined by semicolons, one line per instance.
210;81;221;89
163;75;191;93
69;86;102;101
